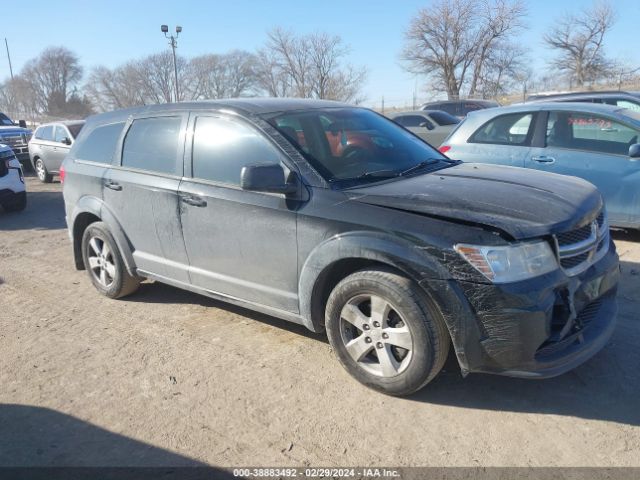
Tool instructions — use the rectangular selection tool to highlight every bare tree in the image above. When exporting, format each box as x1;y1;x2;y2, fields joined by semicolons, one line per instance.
544;1;616;87
254;48;292;97
187;50;258;99
20;46;88;116
86;51;188;111
402;0;526;99
262;28;367;102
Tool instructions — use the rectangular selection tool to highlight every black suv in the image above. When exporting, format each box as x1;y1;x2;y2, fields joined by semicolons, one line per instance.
62;99;619;396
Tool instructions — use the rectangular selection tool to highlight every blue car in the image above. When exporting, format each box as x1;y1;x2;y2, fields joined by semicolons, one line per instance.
441;102;640;229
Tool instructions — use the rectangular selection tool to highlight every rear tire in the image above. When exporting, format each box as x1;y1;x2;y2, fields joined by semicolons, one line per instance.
81;222;139;299
34;158;53;183
325;267;450;396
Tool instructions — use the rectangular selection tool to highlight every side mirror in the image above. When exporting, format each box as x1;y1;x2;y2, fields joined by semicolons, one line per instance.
629;143;640;159
240;163;297;194
18;120;27;128
419;121;433;131
61;137;72;146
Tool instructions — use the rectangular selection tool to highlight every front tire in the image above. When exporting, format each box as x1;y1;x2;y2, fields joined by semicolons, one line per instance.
81;222;139;299
34;158;53;183
325;267;450;396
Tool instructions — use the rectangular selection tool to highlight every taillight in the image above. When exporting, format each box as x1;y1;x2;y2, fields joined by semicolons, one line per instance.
59;164;65;183
439;145;451;154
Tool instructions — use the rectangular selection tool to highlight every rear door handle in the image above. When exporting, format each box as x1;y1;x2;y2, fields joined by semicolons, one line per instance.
531;155;556;164
104;181;122;191
181;195;207;207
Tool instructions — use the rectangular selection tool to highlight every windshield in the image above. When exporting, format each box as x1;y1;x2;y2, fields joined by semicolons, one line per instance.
266;107;452;187
0;113;14;126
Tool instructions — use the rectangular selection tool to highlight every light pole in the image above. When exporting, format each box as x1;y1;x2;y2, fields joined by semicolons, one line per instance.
161;24;182;102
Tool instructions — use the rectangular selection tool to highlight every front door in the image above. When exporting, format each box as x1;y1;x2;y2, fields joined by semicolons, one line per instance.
526;110;640;227
178;114;300;312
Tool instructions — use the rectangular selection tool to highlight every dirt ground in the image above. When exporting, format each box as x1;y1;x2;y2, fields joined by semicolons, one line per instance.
1;176;639;468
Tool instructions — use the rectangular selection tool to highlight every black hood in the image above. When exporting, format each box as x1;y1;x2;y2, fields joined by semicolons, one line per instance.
348;163;603;240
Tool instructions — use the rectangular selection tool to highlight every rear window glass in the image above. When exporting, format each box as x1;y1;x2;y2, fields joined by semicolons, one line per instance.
470;112;534;145
122;116;182;175
35;125;54;141
74;122;124;164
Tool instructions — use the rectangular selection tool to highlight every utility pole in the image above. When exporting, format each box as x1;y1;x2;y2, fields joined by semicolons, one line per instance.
161;25;182;102
5;38;13;80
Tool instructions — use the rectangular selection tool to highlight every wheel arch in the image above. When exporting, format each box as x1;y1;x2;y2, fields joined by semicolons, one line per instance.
71;197;137;276
299;232;451;333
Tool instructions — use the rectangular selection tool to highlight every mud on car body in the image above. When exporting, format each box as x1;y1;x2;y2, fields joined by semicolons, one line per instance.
61;99;619;396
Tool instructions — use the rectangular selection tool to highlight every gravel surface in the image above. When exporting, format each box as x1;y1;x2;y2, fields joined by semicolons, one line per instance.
1;177;639;468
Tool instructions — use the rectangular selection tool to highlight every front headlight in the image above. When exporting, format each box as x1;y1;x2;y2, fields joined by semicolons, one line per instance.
455;240;558;283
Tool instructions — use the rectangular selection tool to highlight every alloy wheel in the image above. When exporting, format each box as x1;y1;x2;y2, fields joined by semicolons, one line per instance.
339;294;414;377
87;236;116;288
35;160;46;181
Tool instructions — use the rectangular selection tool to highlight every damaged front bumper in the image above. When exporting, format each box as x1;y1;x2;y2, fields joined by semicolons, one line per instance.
423;239;619;379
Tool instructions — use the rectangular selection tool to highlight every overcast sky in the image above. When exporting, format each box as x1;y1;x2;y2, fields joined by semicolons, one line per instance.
3;0;639;107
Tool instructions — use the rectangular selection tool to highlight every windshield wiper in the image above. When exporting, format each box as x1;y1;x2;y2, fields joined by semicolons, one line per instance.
398;159;441;177
330;169;400;183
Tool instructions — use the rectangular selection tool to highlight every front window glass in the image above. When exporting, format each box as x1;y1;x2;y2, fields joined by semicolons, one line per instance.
265;108;451;187
547;111;639;155
395;115;428;128
192;116;282;185
54;126;68;143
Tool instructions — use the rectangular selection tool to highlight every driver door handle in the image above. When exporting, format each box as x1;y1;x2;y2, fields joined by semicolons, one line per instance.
532;155;556;164
181;195;207;207
104;180;122;191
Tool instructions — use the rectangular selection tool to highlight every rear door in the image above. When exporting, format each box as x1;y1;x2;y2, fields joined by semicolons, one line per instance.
178;113;300;312
102;113;190;283
526;110;640;227
458;111;536;166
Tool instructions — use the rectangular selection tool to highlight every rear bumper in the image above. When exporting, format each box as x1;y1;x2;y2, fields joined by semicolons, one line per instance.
422;239;619;378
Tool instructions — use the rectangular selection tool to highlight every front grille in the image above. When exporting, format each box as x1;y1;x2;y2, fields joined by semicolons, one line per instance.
553;209;609;276
0;134;28;148
560;252;590;269
556;224;592;246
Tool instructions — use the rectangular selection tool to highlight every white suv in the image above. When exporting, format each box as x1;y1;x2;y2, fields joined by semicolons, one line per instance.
0;144;26;212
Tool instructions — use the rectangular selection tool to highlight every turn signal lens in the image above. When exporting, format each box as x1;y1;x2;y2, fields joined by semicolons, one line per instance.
59;164;65;183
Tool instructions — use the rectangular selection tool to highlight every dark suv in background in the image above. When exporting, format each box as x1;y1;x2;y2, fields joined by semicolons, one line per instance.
62;99;619;396
420;99;500;119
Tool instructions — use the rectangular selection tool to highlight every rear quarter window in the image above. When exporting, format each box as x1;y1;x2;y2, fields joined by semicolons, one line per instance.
74;122;125;164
